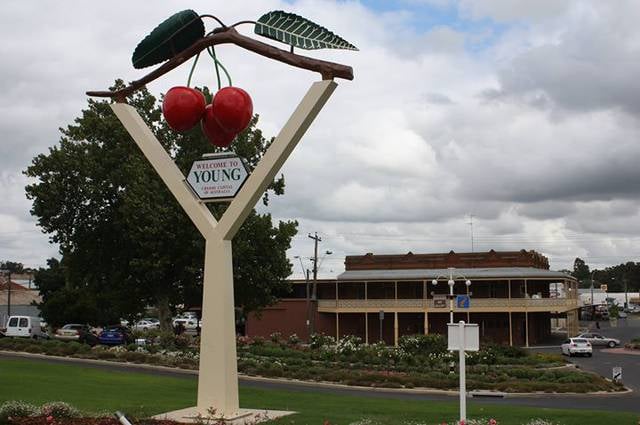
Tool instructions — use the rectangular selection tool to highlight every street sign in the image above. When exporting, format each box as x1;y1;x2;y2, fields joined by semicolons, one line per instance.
613;367;622;383
186;153;249;201
448;321;477;423
433;294;447;308
456;295;470;309
447;322;479;351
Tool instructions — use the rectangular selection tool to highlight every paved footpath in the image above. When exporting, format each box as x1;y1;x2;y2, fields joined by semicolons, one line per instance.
1;351;639;413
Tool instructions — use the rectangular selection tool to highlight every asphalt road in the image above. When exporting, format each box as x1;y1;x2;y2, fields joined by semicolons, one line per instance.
2;350;639;413
533;316;640;394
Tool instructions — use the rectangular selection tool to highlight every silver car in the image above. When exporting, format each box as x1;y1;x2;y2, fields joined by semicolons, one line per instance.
577;333;620;348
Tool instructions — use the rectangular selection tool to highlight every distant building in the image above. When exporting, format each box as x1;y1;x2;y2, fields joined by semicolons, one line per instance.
0;276;41;326
246;250;579;347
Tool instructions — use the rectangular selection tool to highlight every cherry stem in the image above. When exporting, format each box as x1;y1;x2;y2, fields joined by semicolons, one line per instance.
199;14;227;29
209;45;221;90
186;52;200;88
230;20;257;28
207;46;232;87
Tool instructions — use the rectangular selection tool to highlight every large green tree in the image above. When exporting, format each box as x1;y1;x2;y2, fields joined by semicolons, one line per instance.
25;82;296;329
572;257;590;282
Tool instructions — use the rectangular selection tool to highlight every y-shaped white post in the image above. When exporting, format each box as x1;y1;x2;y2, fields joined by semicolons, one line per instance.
111;79;337;418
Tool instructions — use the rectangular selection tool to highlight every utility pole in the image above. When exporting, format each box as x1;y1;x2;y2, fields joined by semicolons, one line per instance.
7;270;10;319
624;275;629;310
308;232;323;335
1;269;11;321
308;233;322;299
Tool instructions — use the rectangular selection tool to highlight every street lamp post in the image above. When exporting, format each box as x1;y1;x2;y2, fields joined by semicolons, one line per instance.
432;267;471;324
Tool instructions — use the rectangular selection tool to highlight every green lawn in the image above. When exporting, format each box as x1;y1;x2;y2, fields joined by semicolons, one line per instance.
0;358;636;425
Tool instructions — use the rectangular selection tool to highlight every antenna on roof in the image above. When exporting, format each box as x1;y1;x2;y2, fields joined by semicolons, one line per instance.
468;214;474;252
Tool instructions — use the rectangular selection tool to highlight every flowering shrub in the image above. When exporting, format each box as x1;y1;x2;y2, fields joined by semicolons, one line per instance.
288;333;301;346
270;332;282;343
0;401;38;423
335;335;363;355
39;402;80;419
309;333;335;349
398;334;447;355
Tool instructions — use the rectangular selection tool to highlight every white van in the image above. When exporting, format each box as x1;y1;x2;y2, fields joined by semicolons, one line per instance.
5;316;46;339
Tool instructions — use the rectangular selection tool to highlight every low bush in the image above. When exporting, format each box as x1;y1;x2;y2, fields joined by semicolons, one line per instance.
0;401;38;424
398;334;447;355
39;402;80;419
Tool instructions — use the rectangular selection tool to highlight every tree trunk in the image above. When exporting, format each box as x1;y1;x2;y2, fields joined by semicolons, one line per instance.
156;296;172;333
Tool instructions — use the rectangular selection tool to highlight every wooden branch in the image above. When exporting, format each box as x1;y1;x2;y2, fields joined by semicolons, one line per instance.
86;28;353;101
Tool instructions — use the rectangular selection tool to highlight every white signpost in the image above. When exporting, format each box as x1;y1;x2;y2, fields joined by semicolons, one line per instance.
186;153;249;201
613;366;622;383
448;321;479;423
110;79;337;421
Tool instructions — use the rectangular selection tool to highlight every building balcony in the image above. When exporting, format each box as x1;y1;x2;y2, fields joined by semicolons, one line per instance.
317;297;579;313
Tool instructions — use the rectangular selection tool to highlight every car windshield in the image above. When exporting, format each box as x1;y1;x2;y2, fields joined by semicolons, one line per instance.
573;339;588;344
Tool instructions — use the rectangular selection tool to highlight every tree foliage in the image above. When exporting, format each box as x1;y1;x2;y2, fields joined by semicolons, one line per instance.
572;257;590;282
0;261;24;274
25;82;296;328
572;257;640;292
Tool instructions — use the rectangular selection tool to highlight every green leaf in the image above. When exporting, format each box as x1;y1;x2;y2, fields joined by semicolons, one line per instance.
132;10;205;69
254;10;358;51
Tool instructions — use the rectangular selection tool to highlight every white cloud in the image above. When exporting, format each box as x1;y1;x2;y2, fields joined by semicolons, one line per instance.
1;0;639;275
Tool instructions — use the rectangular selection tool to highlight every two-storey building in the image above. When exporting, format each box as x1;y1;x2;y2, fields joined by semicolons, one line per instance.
246;250;579;347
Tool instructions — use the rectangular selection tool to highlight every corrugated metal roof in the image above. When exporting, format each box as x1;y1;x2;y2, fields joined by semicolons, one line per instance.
337;267;573;281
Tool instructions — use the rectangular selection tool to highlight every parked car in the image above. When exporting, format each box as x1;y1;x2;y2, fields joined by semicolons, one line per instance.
561;337;592;357
53;324;98;345
98;325;132;345
577;333;620;348
172;318;199;329
132;319;160;332
4;316;47;339
625;304;640;313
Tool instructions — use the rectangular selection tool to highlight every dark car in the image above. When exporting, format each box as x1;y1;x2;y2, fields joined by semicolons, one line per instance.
98;325;132;345
54;324;98;346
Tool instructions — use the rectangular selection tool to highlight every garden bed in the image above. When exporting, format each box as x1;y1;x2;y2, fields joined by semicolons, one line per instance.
0;333;624;394
624;337;640;350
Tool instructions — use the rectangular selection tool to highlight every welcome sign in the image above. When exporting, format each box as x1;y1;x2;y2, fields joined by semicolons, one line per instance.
186;153;249;201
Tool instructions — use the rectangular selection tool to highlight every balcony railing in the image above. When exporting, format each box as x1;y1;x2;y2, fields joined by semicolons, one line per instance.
317;297;578;310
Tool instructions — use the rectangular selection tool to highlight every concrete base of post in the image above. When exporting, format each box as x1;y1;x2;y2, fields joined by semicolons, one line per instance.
153;407;295;424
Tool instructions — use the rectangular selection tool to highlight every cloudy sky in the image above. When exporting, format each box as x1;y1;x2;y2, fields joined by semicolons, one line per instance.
1;0;639;276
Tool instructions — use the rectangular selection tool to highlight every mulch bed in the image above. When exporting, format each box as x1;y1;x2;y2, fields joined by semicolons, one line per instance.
8;418;183;425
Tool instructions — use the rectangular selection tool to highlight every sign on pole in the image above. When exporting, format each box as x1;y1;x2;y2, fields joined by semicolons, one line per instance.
613;366;622;383
447;322;479;351
433;294;447;308
186;153;249;202
456;295;470;309
447;321;479;424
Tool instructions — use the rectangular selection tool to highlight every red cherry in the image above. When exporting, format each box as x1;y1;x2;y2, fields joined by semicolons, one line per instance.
162;87;206;132
201;104;236;147
212;87;253;134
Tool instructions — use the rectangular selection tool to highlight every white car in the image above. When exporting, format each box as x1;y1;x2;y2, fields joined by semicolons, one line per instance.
172;318;199;329
4;316;47;339
132;319;160;331
625;305;640;313
561;337;592;357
